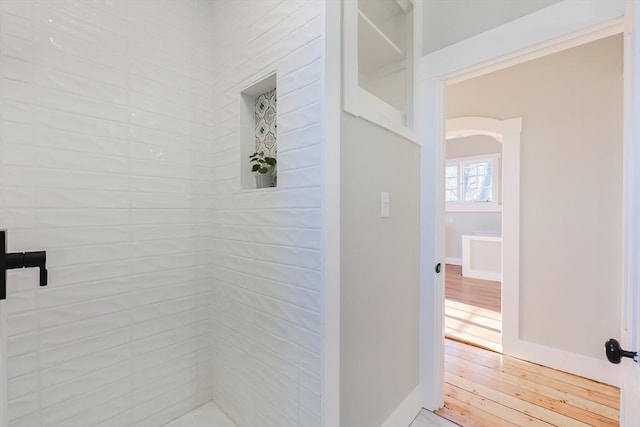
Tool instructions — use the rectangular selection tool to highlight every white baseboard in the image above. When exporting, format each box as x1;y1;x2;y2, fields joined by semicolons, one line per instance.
507;338;620;387
462;269;501;282
381;385;422;427
444;257;461;266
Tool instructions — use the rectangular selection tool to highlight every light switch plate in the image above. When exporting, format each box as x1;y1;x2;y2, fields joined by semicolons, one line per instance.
380;192;390;217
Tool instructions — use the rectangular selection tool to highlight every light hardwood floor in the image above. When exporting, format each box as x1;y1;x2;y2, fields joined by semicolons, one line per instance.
437;339;620;426
445;264;502;352
439;264;620;426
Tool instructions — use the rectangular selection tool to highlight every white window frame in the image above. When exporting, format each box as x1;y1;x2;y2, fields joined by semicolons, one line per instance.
446;153;501;212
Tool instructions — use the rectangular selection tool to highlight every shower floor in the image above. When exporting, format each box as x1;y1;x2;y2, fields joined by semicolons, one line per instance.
164;402;237;427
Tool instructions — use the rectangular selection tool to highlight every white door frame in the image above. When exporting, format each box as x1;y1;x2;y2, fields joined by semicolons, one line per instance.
419;0;632;413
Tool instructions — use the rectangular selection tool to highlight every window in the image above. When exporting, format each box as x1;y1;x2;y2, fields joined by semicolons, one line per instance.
446;154;501;212
445;164;458;202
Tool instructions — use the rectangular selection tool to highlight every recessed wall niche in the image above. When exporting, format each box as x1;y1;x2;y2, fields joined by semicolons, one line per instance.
241;73;277;190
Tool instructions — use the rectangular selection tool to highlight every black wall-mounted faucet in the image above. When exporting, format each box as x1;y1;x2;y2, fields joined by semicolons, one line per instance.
0;230;47;300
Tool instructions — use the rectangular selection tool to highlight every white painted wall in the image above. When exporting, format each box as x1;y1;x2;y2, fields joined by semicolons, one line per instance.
446;34;623;360
0;1;215;425
208;1;323;427
422;0;562;54
445;135;501;263
340;113;420;427
445;213;501;264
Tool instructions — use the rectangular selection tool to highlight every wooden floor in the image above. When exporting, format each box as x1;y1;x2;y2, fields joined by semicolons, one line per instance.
445;264;502;352
441;264;620;426
437;339;620;426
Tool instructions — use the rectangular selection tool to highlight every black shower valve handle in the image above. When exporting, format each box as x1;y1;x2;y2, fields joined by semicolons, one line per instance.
0;230;48;301
6;251;48;286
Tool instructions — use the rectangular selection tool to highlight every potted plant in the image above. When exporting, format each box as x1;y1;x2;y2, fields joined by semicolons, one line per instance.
249;151;277;188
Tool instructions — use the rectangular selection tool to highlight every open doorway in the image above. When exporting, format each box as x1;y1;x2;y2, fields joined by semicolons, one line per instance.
435;33;624;425
443;120;506;354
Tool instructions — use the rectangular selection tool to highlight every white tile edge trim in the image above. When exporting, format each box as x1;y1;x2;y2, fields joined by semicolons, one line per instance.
0;301;7;427
381;385;422;427
413;410;459;427
322;1;343;426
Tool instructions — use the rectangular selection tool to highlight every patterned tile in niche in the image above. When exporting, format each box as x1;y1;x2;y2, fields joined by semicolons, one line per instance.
255;88;277;157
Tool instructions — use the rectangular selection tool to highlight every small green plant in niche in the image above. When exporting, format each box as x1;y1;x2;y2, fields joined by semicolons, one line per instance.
249;151;277;188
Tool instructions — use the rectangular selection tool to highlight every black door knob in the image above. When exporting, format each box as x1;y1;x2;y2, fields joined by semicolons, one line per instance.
604;338;638;364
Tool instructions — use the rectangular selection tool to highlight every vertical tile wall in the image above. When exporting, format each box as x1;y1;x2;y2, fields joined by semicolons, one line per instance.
0;0;216;425
209;1;323;426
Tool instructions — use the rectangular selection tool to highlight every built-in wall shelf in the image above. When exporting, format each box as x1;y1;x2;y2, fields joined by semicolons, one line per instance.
240;73;278;190
358;10;405;73
343;0;421;143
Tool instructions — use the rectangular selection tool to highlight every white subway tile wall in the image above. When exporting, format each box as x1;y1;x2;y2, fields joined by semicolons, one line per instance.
0;0;217;425
209;1;322;426
0;0;323;426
